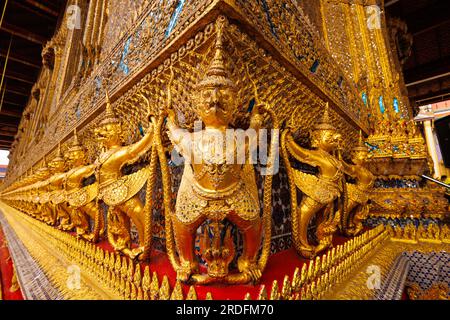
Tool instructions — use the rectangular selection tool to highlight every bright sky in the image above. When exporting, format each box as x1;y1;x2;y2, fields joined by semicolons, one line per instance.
0;150;9;166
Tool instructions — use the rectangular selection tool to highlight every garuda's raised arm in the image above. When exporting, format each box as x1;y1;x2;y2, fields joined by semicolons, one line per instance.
284;131;322;168
125;119;155;161
166;109;193;160
340;160;357;178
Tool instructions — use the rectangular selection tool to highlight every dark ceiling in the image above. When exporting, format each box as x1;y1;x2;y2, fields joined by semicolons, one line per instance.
0;0;66;150
385;0;450;110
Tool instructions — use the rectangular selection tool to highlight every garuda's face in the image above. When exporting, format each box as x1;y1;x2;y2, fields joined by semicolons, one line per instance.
66;150;85;165
49;160;65;173
196;85;235;127
95;123;122;145
314;130;341;151
352;150;368;165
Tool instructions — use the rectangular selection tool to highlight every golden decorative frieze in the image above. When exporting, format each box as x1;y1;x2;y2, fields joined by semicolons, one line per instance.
5;0;367;186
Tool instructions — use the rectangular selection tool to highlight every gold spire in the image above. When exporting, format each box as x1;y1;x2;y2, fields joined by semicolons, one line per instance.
35;156;50;177
195;19;236;91
314;102;335;131
67;128;85;154
57;143;62;157
73;128;80;146
353;130;367;152
51;143;65;165
99;88;121;126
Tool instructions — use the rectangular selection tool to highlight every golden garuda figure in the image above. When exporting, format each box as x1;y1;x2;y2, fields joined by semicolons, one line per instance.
282;103;344;259
40;147;74;230
94;91;156;260
28;159;52;219
163;17;276;284
339;131;375;237
64;129;104;242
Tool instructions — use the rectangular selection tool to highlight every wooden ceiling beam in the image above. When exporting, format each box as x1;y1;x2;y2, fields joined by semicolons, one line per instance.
0;117;20;127
0;50;41;69
1;22;47;45
11;1;58;21
404;57;450;84
0;124;18;132
0;137;14;143
2;100;24;107
0;109;22;118
400;1;450;35
0;131;17;137
24;0;59;17
0;122;18;128
4;71;35;85
5;88;29;97
2;82;33;95
412;19;450;37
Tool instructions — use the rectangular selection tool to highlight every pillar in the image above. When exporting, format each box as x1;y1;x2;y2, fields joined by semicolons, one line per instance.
423;119;441;179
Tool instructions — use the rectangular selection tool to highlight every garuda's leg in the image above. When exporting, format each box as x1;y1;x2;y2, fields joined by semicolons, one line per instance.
336;200;354;235
350;203;368;236
44;203;56;225
342;200;358;234
315;204;338;255
228;213;262;282
70;206;90;239
296;196;324;259
107;207;133;256
58;203;74;231
82;201;105;241
172;215;203;282
118;195;146;259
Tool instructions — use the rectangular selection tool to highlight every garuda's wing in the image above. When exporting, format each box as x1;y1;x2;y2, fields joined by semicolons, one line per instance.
292;169;337;204
100;167;152;206
67;182;98;208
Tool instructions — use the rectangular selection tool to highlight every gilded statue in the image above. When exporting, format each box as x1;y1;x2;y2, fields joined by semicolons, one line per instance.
28;159;52;220
376;113;391;136
164;17;275;284
441;224;450;244
94;91;155;260
41;147;74;230
282;103;344;258
64;129;104;242
418;223;441;243
339;131;375;236
391;114;407;137
407;120;420;138
403;223;417;242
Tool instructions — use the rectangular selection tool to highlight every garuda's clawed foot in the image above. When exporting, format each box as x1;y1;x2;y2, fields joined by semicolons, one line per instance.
314;238;333;256
299;245;316;259
118;246;144;261
176;261;198;283
238;258;262;283
130;246;145;261
190;273;215;285
62;223;74;231
81;233;95;242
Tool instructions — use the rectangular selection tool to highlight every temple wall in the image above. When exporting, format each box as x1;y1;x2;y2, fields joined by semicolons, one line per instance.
4;0;369;188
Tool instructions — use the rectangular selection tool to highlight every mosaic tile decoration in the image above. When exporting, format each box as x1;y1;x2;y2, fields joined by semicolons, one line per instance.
364;216;442;228
375;250;450;300
375;254;410;300
402;251;450;291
